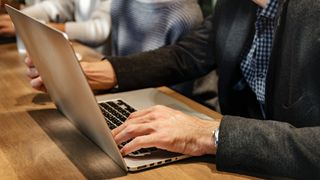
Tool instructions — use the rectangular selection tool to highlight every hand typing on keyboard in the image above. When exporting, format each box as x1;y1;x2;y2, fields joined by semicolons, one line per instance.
111;105;221;156
99;100;157;156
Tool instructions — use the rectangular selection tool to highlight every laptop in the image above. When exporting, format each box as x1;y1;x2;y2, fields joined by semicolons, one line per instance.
6;5;213;171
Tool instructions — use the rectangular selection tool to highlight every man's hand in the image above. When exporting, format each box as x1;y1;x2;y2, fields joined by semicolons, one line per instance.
112;105;220;156
0;15;15;37
25;56;117;91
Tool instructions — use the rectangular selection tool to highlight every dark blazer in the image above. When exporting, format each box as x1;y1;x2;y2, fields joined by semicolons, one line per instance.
108;0;320;178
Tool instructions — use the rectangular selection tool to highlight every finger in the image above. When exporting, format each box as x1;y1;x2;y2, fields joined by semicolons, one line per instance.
112;115;153;137
1;27;12;34
25;56;35;68
128;106;155;119
0;22;8;28
0;15;10;21
0;28;6;34
26;67;39;78
0;24;14;36
30;76;44;91
113;123;153;145
120;135;156;156
32;77;47;92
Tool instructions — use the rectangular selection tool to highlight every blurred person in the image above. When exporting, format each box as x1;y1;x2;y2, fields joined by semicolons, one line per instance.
0;0;44;37
110;0;210;110
110;0;203;56
0;0;111;49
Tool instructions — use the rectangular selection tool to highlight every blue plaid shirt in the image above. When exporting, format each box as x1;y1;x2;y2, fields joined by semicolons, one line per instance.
240;0;279;103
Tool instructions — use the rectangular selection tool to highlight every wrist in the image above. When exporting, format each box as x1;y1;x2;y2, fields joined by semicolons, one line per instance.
80;60;118;90
104;60;118;89
212;127;219;150
199;121;220;155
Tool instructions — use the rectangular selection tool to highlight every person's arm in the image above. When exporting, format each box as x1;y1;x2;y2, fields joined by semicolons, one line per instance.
217;116;320;178
64;0;111;46
48;22;65;32
25;14;214;92
107;15;216;91
25;57;117;91
23;0;111;46
0;0;73;37
112;106;320;178
21;0;75;23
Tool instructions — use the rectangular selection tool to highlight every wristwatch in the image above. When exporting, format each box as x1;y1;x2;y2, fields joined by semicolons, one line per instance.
212;128;219;147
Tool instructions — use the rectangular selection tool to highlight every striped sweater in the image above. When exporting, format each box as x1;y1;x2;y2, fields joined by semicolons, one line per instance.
111;0;203;56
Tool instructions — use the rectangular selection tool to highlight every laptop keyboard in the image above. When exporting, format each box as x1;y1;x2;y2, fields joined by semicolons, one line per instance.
99;99;157;157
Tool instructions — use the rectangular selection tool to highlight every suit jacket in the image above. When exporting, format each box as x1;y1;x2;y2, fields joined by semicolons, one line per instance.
108;0;320;178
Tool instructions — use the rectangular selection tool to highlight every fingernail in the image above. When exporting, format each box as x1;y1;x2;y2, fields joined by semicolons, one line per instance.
30;79;40;88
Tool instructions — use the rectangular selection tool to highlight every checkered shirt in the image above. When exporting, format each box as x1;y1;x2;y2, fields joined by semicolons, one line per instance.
240;0;279;103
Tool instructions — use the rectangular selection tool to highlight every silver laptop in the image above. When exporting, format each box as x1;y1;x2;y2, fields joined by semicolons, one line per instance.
6;5;212;172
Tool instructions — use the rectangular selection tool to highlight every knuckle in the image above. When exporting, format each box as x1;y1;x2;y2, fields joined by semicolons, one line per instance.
125;125;136;135
128;112;137;119
149;112;158;120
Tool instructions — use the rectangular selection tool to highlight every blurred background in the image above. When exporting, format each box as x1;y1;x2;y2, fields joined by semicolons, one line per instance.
1;0;216;16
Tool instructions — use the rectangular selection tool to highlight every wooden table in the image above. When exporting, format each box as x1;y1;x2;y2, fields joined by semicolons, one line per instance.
0;43;258;179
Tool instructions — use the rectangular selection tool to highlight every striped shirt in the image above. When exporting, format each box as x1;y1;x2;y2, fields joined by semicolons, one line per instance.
111;0;203;56
240;0;279;103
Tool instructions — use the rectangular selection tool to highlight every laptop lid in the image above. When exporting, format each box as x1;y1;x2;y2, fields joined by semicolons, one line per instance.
6;5;127;171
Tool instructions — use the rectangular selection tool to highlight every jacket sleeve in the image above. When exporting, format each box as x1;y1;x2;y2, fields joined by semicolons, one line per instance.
216;116;320;178
107;15;216;91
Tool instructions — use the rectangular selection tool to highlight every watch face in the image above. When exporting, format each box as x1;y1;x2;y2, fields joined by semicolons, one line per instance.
214;128;219;146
